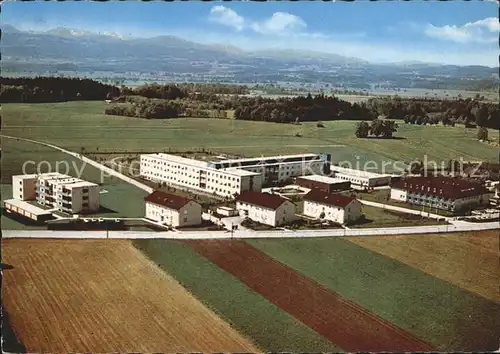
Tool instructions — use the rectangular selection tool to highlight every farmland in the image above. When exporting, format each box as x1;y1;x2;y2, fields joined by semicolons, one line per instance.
247;236;500;351
132;239;339;352
348;230;500;302
2;239;258;353
3;101;499;173
185;239;434;352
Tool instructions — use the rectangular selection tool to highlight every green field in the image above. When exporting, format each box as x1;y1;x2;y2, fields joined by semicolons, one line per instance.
132;239;340;352
353;205;448;228
246;238;500;351
3;102;499;172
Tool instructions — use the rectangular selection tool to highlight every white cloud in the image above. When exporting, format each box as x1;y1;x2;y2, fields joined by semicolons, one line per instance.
251;12;307;35
424;17;499;43
209;5;245;31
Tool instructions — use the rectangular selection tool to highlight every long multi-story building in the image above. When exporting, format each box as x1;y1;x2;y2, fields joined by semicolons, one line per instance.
139;153;330;199
12;173;100;214
140;154;263;199
390;176;492;213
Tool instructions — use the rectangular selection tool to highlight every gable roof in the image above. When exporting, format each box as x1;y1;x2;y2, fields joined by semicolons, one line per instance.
304;190;356;208
236;191;289;210
391;176;489;200
144;191;195;210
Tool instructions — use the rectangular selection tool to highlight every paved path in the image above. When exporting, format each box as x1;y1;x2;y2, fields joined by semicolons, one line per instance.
3;221;498;239
2;135;153;193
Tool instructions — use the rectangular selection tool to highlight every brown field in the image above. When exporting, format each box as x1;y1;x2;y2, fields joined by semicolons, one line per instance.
348;230;500;302
185;239;434;352
2;239;259;353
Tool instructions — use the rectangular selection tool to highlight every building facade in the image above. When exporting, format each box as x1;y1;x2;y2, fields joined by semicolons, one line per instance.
12;174;38;201
390;177;492;213
236;191;296;227
329;165;392;189
295;175;351;193
12;173;100;214
140;154;263;199
144;190;202;227
209;153;331;185
303;190;362;225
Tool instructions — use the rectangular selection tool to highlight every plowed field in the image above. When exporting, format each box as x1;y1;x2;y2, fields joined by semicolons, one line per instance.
185;239;434;352
2;239;258;353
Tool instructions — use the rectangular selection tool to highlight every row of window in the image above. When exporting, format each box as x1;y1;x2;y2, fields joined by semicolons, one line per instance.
143;166;242;182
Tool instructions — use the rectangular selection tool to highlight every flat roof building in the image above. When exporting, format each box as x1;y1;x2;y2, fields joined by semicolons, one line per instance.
295;175;351;194
3;199;54;224
330;165;392;189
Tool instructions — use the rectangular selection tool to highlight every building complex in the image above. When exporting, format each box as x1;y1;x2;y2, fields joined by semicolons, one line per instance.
12;173;100;214
390;176;492;212
140;153;330;198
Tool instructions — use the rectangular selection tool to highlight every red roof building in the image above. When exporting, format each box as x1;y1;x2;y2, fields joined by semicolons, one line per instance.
391;176;489;200
144;191;193;210
303;190;356;208
236;191;289;210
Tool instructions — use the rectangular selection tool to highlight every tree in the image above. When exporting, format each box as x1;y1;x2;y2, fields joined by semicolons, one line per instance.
370;119;384;137
477;127;488;141
355;121;370;138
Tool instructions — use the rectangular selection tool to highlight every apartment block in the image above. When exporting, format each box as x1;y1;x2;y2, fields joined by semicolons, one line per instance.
140;153;263;199
139;152;330;199
11;173;100;214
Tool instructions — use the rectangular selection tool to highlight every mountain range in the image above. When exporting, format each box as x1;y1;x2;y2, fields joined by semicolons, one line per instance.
2;24;498;88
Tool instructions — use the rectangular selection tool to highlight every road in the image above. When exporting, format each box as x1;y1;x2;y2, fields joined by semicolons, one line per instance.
3;221;498;239
2;135;153;194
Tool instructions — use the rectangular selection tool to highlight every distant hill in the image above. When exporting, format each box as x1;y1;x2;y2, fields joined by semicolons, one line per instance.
2;25;498;90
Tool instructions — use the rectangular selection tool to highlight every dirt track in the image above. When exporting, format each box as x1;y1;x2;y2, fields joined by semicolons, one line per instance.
2;239;258;353
185;239;434;352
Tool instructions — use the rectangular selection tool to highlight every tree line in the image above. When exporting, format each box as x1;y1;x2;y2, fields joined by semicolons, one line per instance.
363;96;499;129
0;77;120;103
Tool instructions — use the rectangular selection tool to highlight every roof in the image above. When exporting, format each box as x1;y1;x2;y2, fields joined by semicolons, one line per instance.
143;153;210;169
391;176;490;200
303;190;357;208
65;181;98;189
3;199;53;216
330;165;391;179
223;168;261;176
236;191;289;210
144;191;196;210
296;175;348;184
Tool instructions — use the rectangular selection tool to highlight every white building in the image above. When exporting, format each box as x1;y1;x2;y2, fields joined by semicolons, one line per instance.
144;190;202;227
303;190;362;225
329;165;392;189
236;191;296;227
139;153;331;199
12;174;38;200
140;153;263;199
210;153;330;184
12;173;100;214
390;176;492;213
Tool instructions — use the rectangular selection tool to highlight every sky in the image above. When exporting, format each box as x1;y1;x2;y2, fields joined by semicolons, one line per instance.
3;1;499;66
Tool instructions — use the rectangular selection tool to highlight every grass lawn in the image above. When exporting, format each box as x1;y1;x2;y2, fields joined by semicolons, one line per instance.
132;239;340;352
352;204;448;228
3;102;499;172
246;237;500;351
